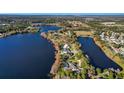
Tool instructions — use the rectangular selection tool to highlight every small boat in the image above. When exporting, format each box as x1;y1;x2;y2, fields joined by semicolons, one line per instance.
85;54;89;59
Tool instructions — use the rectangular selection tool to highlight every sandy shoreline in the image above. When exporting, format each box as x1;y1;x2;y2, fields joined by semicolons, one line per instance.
41;32;61;77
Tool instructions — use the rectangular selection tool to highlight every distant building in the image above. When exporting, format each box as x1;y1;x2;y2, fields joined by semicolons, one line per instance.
101;22;116;26
85;18;94;22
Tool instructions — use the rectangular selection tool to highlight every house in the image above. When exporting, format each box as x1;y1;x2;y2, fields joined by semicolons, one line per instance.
0;33;2;36
120;47;124;55
63;62;80;73
115;69;120;73
63;44;70;49
63;62;69;70
100;32;105;40
111;46;119;53
61;44;73;55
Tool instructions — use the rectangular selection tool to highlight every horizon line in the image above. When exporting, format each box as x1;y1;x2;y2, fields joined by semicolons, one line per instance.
0;13;124;16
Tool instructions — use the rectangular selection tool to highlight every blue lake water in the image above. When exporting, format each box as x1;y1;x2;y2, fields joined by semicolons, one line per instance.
40;25;61;32
0;25;60;79
78;37;122;70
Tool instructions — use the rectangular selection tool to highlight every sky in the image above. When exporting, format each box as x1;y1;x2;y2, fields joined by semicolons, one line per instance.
0;13;124;16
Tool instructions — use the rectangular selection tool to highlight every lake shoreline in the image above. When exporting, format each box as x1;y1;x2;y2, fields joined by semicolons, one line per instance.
41;32;61;78
0;28;39;38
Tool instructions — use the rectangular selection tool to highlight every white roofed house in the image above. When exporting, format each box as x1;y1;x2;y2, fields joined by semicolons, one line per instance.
120;47;124;55
121;40;124;44
67;62;80;73
61;44;72;55
63;44;70;49
111;46;119;54
119;34;124;44
100;32;105;40
62;44;69;53
110;32;115;39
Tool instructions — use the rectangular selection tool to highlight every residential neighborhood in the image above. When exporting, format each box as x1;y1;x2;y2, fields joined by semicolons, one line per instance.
100;31;124;56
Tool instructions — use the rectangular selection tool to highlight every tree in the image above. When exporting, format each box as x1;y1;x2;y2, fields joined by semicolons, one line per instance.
108;71;114;79
116;72;124;79
81;74;86;79
77;74;81;79
69;73;73;78
96;68;101;75
59;69;66;78
60;71;65;78
81;69;87;79
65;70;70;76
103;69;108;73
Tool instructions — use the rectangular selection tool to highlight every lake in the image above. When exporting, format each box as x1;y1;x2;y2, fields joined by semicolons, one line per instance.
78;37;122;70
0;25;60;79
